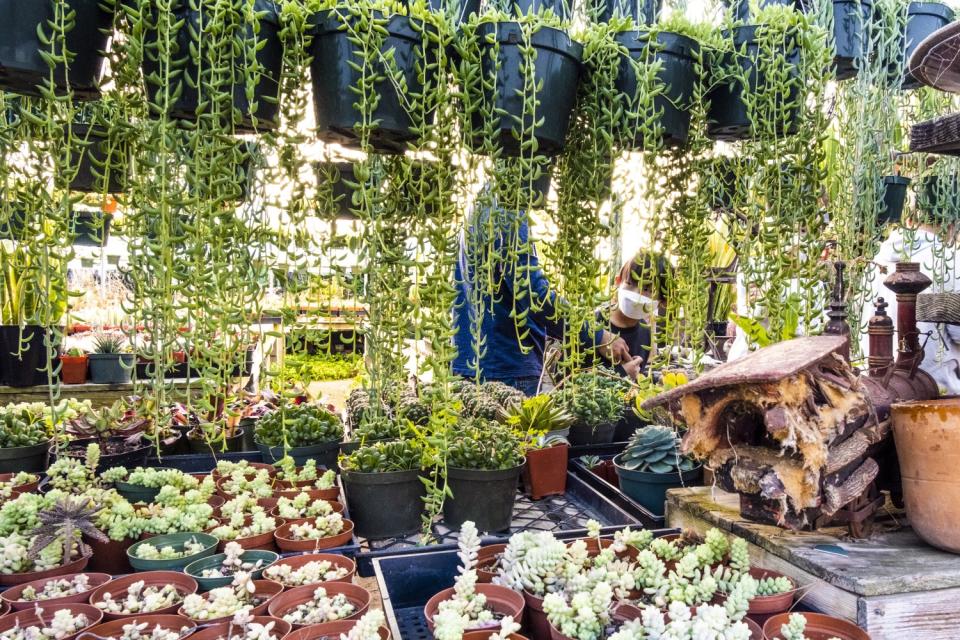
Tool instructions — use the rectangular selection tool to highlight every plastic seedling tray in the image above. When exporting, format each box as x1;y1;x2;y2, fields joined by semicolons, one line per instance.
569;453;665;529
373;528;680;640
353;471;642;576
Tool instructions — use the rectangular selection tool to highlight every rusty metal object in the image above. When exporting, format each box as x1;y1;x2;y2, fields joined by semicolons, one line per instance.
883;262;932;373
867;297;894;379
824;261;851;362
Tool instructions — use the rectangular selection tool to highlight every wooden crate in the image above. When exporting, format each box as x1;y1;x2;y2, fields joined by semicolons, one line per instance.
667;486;960;639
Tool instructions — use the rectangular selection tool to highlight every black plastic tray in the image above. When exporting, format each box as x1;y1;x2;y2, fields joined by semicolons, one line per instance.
372;528;679;640
569;452;665;529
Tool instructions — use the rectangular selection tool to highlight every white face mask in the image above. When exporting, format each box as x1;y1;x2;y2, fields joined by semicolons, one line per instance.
618;288;658;320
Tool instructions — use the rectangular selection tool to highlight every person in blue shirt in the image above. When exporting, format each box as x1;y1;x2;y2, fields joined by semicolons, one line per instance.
452;182;631;396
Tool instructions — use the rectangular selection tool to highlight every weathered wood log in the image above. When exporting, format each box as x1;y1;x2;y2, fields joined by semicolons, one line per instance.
823;458;880;516
825;420;891;475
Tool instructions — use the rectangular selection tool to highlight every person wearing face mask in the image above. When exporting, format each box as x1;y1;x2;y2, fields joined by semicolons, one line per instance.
597;253;670;380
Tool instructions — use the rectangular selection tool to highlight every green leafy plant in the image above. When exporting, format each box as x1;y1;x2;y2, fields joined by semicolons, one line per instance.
255;403;344;448
0;403;52;448
341;439;423;474
91;333;127;354
447;420;524;471
556;369;629;427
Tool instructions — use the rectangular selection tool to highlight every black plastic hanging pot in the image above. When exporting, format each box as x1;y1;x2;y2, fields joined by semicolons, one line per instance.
342;468;426;539
831;0;872;80
508;0;572;20
919;175;958;223
595;0;660;23
142;0;284;132
0;0;113;99
68;124;128;194
443;463;523;532
427;0;481;23
615;30;699;148
0;325;55;387
69;210;112;247
310;10;433;154
470;22;583;157
900;2;954;89
706;25;800;141
316;162;358;220
880;176;910;225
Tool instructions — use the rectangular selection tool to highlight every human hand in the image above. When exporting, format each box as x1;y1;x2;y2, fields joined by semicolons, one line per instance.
622;355;645;381
599;331;631;364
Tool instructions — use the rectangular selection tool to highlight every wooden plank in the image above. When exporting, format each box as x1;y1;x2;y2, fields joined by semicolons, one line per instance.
860;588;960;639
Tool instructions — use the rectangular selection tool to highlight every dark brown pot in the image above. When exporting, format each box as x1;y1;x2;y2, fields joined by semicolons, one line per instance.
762;612;870;640
262;553;356;588
182;616;290;640
523;590;550;640
283;621;389;640
0;472;39;496
477;543;507;584
88;571;198;621
0;554;90;587
0;603;102;640
424;584;525;634
745;617;763;640
746;567;797;628
179;580;283;625
274;518;354;552
2;572;111;610
267;582;370;628
78;615;196;640
84;535;135;574
522;444;568;500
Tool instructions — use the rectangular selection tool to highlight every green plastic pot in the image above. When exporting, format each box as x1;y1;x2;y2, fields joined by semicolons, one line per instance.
114;468;174;503
613;453;702;516
257;440;340;469
127;532;219;572
184;550;279;592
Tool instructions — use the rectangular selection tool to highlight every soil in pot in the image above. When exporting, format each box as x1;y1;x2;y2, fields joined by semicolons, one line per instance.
141;2;284;132
706;25;800;141
0;602;103;640
257;440;339;469
183;617;291;640
0;325;56;387
267;581;370;628
613;453;702;516
443;464;523;533
87;353;134;384
274;517;355;552
522;444;568;500
0;0;113;98
614;29;700;148
261;553;356;588
310;10;432;153
568;421;616;446
1;572;111;611
469;22;582;157
342;468;426;539
68;124;127;194
88;571;198;621
316;162;359;220
0;440;50;473
424;583;525;634
762;612;870;640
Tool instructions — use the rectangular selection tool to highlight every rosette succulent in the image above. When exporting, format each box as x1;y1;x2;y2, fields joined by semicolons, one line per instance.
618;426;697;474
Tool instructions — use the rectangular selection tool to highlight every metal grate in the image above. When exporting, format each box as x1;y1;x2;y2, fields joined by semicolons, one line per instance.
394;606;434;640
360;487;615;552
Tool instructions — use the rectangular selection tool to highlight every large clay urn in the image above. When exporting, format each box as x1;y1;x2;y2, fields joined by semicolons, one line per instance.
892;397;960;553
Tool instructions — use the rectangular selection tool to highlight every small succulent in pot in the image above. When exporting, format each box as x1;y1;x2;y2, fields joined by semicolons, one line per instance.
284;515;345;541
210;512;277;542
262;559;350;587
0;608;94;640
20;574;93;601
134;536;208;560
274;493;337;520
105;620;193;640
255;403;343;448
337;610;389;640
277;585;357;626
0;471;39;499
211;610;285;640
181;573;266;621
617;425;696;473
94;581;184;615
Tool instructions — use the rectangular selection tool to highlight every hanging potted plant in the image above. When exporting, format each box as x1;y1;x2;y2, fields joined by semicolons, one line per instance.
879;175;910;225
60;348;89;385
613;425;702;516
424;521;526;636
444;421;525;533
69;210;112;247
899;1;954;88
69;100;130;194
87;333;134;384
507;395;574;500
0;0;114;98
139;0;285;132
829;0;873;80
309;2;437;153
458;4;584;156
255;403;344;468
556;368;629;446
340;438;426;539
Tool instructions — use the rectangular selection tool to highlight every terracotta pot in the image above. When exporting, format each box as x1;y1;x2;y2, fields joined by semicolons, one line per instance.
274;518;354;552
0;602;102;640
0;554;90;587
269;502;344;525
88;571;198;621
78;615;196;640
181;616;291;640
522;444;568;500
547;605;641;640
207;494;226;510
262;553;356;588
258;497;280;511
0;472;39;495
2;572;111;610
424;584;525;633
568;537;613;558
274;487;340;501
60;355;89;384
463;634;526;640
0;601;9;617
179;580;283;625
762;613;870;640
267;581;370;628
477;543;507;583
745;617;763;640
212;463;276;483
84;536;135;574
523;590;551;640
210;516;284;553
892;397;960;552
283;621;389;640
746;567;797;626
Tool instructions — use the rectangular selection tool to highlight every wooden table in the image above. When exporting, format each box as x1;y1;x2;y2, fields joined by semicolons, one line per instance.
667;486;960;638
